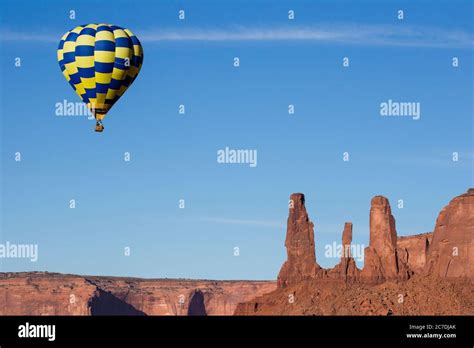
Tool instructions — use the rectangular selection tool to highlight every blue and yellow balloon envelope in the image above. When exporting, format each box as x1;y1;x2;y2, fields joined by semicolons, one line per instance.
57;24;144;132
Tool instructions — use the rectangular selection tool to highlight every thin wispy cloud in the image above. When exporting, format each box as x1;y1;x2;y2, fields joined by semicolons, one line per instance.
199;217;285;228
139;24;474;48
1;23;473;48
0;29;58;43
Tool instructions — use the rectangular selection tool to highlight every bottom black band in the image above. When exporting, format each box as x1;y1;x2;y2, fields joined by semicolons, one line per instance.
0;315;472;346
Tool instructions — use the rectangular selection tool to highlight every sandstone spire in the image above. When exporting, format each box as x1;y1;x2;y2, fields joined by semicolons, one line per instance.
277;193;320;287
361;196;410;282
342;222;353;258
328;222;360;281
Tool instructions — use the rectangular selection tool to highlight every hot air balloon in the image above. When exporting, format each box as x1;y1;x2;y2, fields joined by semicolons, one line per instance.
57;24;144;132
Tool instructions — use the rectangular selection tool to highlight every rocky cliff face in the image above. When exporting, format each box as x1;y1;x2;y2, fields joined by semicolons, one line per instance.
0;272;275;316
86;276;275;315
425;188;474;278
397;232;432;274
0;274;96;315
277;193;320;287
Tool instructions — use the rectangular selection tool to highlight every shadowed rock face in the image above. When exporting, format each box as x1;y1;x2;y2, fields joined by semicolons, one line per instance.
425;188;474;278
187;289;207;316
277;193;320;288
89;288;146;316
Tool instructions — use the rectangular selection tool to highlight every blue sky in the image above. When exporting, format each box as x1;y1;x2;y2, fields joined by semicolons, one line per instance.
0;0;472;280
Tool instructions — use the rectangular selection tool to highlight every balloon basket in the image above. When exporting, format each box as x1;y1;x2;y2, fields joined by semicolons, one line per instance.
95;123;104;132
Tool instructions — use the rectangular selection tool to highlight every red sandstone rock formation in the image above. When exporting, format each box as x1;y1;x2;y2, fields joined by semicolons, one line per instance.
0;274;97;315
235;190;473;315
397;232;432;274
360;196;410;283
328;222;360;281
425;188;474;278
342;222;353;256
88;277;275;315
0;272;276;315
277;193;320;287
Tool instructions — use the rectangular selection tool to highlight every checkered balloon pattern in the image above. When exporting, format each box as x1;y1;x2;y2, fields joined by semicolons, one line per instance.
57;24;144;124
